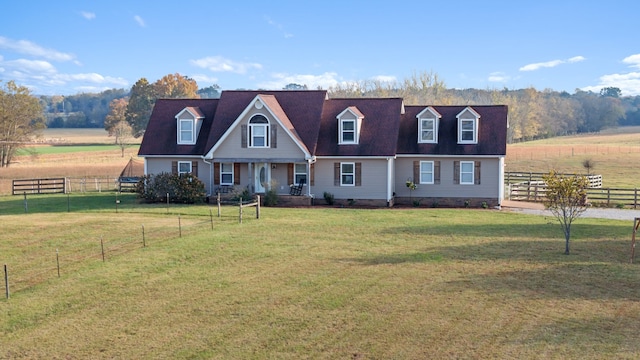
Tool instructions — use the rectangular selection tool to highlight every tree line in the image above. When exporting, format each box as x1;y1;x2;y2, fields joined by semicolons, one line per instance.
2;71;639;167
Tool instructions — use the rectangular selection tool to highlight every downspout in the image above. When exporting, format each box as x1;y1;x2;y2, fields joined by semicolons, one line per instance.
202;156;214;196
387;157;395;207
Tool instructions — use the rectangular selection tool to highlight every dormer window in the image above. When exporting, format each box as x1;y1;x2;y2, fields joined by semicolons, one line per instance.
457;107;480;144
248;115;270;147
416;107;441;143
176;107;204;145
179;119;194;143
337;106;364;144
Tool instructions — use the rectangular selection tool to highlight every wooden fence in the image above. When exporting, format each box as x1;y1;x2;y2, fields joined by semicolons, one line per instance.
506;172;602;188
12;178;66;195
508;181;640;208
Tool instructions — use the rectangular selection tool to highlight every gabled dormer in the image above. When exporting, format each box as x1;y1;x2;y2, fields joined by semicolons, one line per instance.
456;106;481;144
416;106;441;143
176;106;205;145
337;106;364;145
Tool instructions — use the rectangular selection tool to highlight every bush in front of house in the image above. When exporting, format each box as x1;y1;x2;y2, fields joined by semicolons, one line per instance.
136;172;206;203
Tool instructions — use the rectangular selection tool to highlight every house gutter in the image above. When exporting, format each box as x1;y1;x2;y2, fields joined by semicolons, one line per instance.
202;155;214;196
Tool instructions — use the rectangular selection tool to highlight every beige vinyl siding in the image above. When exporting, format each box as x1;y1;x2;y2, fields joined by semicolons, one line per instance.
394;157;502;199
144;157;213;194
311;159;389;200
212;108;307;160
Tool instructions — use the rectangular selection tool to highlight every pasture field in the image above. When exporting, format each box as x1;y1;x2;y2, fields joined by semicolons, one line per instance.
1;193;639;358
506;126;640;188
0;129;141;194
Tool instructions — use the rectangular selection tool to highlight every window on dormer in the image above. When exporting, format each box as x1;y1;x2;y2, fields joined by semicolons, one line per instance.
178;118;194;144
457;107;480;144
417;107;440;144
337;107;363;145
420;118;436;143
249;115;269;147
340;119;356;143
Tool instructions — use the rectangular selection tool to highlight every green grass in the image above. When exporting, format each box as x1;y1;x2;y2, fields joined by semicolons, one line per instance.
1;193;639;358
17;144;125;156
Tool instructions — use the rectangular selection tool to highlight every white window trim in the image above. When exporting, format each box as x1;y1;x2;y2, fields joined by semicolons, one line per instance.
220;163;234;185
248;115;270;148
294;163;306;185
460;161;475;185
339;118;357;144
340;162;355;186
458;119;477;144
178;118;195;144
177;161;192;175
419;161;434;184
419;118;438;143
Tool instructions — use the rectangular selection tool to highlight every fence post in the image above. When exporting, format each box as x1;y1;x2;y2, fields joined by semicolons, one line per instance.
23;192;28;213
166;193;170;214
4;264;8;299
239;199;243;224
217;193;221;217
635;188;638;210
178;215;182;238
142;225;146;247
209;208;214;230
256;195;261;219
56;249;60;278
100;237;105;262
607;188;611;206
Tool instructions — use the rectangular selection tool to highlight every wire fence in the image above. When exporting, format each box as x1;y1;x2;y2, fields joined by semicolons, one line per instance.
1;194;261;299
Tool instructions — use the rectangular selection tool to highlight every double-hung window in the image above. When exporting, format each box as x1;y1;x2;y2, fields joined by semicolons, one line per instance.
220;163;234;185
420;161;434;184
341;162;355;186
294;163;307;185
459;161;475;184
420;119;436;142
460;119;476;142
249;115;269;147
340;119;356;143
178;161;192;175
179;119;194;144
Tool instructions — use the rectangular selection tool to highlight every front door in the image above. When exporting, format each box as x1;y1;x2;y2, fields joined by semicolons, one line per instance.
254;162;270;193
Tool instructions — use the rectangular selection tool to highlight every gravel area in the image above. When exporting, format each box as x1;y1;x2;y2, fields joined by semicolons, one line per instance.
504;204;640;221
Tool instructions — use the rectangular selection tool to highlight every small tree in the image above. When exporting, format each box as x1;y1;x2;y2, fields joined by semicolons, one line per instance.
542;171;590;255
582;158;595;175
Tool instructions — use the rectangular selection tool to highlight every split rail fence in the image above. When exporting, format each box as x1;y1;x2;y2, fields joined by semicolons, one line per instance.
506;172;639;208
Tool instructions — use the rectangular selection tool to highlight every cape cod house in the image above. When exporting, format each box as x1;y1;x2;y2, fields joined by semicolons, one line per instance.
138;90;508;207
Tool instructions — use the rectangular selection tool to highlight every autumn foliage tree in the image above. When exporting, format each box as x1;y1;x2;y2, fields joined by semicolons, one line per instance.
0;80;45;167
105;98;133;157
125;73;199;137
542;171;590;255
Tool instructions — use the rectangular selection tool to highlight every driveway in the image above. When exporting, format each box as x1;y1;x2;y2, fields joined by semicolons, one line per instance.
501;200;640;221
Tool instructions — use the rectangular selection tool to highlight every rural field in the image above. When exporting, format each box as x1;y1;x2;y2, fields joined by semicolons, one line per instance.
1;128;640;358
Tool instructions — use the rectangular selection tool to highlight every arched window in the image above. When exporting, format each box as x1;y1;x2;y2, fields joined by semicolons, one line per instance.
248;115;269;147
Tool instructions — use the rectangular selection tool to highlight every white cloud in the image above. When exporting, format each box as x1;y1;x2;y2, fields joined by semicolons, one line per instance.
134;15;146;27
0;36;75;62
371;75;397;83
2;58;57;74
581;71;640;96
264;16;293;38
257;72;341;90
519;56;585;72
190;56;262;74
488;72;509;82
568;56;585;63
190;74;219;85
623;54;640;68
80;11;95;20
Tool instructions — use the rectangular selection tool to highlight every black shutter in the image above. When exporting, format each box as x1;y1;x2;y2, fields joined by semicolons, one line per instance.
241;125;247;148
355;162;361;186
454;161;460;184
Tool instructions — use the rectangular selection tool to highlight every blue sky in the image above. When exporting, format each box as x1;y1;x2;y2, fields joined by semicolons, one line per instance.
2;1;640;96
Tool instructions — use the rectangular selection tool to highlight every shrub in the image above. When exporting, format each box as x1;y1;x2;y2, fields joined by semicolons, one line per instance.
231;188;252;202
136;172;206;203
482;201;489;209
323;192;334;205
264;188;279;206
